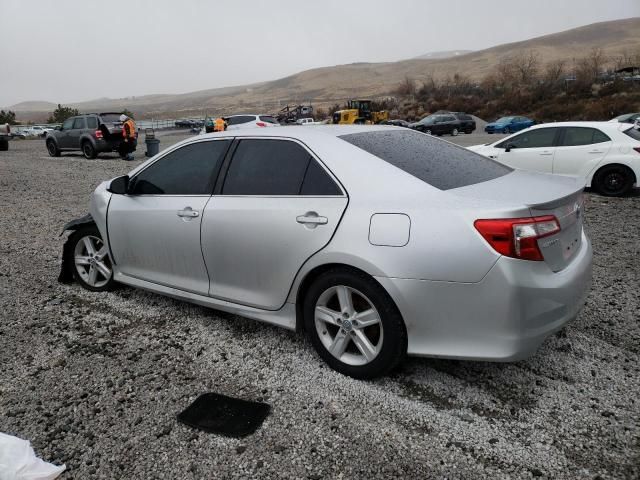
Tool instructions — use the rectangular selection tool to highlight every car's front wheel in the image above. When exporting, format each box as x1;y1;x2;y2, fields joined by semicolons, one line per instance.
46;139;60;157
451;128;459;136
70;226;116;292
304;268;407;379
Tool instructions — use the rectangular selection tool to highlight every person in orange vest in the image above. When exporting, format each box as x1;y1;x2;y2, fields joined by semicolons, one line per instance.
214;117;226;132
119;114;137;160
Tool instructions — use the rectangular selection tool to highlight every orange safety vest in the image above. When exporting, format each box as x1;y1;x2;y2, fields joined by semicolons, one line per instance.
214;118;225;132
122;119;136;139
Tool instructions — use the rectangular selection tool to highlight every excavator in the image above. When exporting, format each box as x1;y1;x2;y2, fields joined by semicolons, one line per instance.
331;100;389;125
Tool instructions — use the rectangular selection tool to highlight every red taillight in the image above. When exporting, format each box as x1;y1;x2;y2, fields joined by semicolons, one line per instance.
94;129;103;139
474;215;560;261
256;122;267;127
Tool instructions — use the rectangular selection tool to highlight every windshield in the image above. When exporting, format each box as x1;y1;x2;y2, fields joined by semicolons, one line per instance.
419;115;436;124
495;117;513;123
339;130;511;190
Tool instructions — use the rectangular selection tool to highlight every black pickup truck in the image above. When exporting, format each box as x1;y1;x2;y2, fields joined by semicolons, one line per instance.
45;113;134;159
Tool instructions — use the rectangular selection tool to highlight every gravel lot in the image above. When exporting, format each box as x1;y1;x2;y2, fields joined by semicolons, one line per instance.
0;131;638;479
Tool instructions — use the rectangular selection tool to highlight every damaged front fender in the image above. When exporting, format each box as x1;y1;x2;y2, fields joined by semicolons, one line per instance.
58;213;96;284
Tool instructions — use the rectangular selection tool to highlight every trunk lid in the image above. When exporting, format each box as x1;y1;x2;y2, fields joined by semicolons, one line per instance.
452;170;585;272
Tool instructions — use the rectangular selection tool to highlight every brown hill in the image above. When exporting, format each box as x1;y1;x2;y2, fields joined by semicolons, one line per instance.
11;17;640;120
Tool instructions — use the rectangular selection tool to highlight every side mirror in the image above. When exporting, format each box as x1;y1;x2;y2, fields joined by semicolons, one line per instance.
504;143;516;153
108;175;129;194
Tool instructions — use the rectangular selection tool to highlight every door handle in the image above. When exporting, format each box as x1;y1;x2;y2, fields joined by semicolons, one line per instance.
539;151;553;156
296;212;328;228
588;150;603;154
177;208;199;218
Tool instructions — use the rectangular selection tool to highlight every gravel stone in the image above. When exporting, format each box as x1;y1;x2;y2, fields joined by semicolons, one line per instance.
0;133;638;479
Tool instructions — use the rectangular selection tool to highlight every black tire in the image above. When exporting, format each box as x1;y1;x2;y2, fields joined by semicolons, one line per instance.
68;225;116;292
504;127;511;134
82;141;97;159
0;139;8;151
303;268;407;379
46;139;60;157
451;128;459;136
593;165;635;197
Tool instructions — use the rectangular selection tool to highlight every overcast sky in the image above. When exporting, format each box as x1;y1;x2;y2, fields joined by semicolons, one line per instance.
0;0;638;107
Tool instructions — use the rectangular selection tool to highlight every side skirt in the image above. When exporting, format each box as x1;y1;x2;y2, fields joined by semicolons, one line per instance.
114;271;297;331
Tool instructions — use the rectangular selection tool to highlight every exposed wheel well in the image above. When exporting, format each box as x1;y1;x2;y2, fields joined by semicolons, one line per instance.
294;263;402;332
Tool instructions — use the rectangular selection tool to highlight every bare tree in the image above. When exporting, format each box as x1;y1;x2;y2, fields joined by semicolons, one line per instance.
396;76;417;97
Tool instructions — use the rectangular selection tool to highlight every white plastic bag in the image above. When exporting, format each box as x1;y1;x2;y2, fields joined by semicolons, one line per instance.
0;433;65;480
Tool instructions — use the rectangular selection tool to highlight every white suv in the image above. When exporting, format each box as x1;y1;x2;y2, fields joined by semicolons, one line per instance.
224;114;279;130
468;122;640;196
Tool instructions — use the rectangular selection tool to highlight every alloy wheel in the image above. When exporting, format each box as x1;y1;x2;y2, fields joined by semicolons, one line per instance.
314;285;383;366
74;235;112;288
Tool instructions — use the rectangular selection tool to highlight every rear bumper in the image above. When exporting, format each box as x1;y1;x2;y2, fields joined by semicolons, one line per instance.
375;231;592;361
94;138;124;152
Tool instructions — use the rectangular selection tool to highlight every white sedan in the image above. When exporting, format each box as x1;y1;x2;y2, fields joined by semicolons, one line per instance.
468;122;640;196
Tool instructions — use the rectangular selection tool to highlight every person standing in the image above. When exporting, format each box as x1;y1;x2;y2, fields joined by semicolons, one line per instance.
214;117;226;132
119;114;137;160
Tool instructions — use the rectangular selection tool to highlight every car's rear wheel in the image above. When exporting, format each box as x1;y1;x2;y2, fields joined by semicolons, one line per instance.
70;226;115;292
451;128;459;136
304;268;406;379
593;164;635;197
46;139;60;157
82;141;97;159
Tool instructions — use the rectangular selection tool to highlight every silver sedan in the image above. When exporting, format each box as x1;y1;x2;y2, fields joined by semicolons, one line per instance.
61;126;593;379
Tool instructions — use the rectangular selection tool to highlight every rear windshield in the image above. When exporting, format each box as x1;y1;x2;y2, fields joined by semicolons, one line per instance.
99;114;122;123
259;115;278;124
623;126;640;141
339;130;512;190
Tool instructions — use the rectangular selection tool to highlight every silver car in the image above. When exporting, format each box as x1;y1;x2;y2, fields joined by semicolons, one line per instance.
61;126;592;379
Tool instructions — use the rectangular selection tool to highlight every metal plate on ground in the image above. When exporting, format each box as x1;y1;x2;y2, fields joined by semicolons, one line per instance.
177;393;270;437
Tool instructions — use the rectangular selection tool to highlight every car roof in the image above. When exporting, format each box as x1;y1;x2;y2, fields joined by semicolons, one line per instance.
199;124;393;141
528;121;628;131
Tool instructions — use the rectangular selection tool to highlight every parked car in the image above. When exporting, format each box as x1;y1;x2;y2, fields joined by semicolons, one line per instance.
45;113;133;159
609;113;640;124
60;126;592;379
0;123;10;151
485;116;535;134
468;122;640;196
380;119;410;128
27;125;54;137
409;114;462;136
10;131;26;140
450;112;476;133
224;114;279;130
296;118;323;125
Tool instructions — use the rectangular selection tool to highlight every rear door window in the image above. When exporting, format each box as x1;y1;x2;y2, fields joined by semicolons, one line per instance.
561;127;610;146
73;117;86;129
340;130;511;190
86;117;98;129
222;139;310;195
497;128;557;149
130;140;230;195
